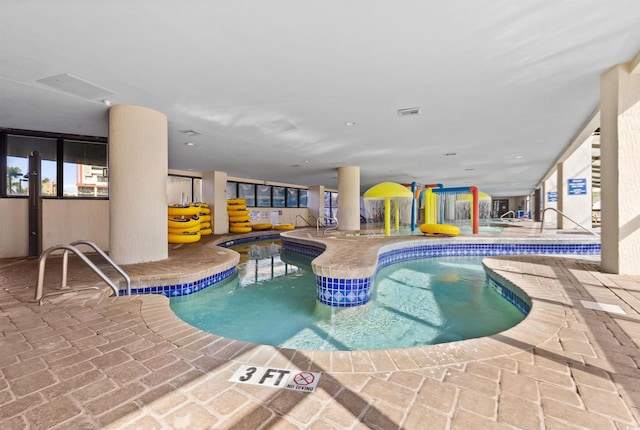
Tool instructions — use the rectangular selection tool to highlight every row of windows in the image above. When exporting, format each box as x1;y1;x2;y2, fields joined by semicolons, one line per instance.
1;130;108;198
227;182;309;208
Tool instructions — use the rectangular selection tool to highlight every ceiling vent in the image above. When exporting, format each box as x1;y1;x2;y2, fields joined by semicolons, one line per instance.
36;73;115;99
397;107;421;117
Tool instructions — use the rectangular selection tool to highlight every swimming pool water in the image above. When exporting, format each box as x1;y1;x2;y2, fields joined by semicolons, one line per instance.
170;241;526;351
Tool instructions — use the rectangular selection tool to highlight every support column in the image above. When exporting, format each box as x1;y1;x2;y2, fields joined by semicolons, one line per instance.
202;171;228;234
542;172;558;229
109;105;168;264
601;63;640;274
557;136;593;230
337;166;360;231
308;185;325;221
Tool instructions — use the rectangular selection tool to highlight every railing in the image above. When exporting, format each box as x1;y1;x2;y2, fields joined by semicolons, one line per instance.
539;208;600;236
295;214;313;227
35;240;130;305
317;216;338;235
500;211;516;220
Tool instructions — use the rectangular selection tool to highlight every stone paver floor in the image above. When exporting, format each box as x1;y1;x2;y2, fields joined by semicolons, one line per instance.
0;226;639;429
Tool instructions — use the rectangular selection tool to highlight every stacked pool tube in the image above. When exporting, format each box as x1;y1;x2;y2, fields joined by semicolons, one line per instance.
227;198;252;233
167;203;212;243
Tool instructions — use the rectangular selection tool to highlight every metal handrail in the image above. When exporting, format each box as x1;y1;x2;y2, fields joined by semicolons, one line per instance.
317;216;338;235
500;211;516;220
539;207;600;236
295;214;312;227
67;240;131;296
35;241;129;305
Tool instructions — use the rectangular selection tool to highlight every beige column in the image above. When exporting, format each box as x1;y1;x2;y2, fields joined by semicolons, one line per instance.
308;185;325;220
109;104;168;264
601;63;640;274
542;172;558;229
337;166;360;231
202;171;228;234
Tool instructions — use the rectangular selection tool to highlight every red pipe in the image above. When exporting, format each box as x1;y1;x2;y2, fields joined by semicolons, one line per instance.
470;186;479;234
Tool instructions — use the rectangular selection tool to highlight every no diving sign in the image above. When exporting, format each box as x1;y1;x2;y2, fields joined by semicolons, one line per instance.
229;365;321;392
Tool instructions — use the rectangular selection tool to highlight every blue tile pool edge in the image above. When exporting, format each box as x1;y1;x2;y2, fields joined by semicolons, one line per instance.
123;235;598;314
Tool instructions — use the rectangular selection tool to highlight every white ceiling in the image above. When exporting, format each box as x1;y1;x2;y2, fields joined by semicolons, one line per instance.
2;1;640;197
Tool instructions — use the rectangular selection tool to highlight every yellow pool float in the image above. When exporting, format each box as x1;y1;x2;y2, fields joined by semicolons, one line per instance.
199;221;211;229
419;223;460;236
168;231;201;244
168;224;200;234
168;204;200;217
229;214;250;222
227;198;246;206
252;223;273;231
199;228;213;236
168;216;200;229
230;221;252;228
229;226;252;234
199;214;212;223
198;207;211;215
274;224;295;231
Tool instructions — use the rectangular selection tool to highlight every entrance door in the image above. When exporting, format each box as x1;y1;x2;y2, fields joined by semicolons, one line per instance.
493;199;509;218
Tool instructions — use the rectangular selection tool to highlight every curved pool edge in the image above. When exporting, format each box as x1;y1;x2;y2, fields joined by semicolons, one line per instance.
135;253;581;373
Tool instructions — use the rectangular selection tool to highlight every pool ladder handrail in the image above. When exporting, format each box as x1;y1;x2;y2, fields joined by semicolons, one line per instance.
539;207;600;236
295;214;313;227
500;211;516;220
317;216;338;235
35;240;131;305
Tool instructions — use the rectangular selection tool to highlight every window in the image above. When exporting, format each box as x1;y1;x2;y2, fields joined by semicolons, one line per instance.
167;176;193;204
64;140;108;197
238;183;256;207
257;185;271;207
299;189;308;208
286;188;298;207
272;186;285;208
6;135;57;196
226;182;237;199
2;130;108;198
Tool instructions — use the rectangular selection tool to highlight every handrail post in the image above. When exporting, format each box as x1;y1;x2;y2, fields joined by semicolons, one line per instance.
539;207;599;236
35;241;127;304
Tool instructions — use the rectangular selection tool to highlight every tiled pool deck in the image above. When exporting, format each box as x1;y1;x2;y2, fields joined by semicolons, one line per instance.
0;222;639;429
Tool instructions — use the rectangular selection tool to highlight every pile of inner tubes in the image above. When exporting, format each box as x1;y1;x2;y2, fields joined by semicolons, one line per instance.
168;203;212;243
227;198;252;233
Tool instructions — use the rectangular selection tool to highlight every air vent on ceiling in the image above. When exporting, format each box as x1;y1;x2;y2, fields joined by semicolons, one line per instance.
36;73;115;99
397;107;421;117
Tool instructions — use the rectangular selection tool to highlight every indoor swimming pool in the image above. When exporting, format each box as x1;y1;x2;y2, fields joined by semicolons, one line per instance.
170;240;526;351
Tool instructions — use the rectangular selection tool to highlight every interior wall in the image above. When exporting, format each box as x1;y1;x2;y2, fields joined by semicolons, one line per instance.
0;199;28;258
43;200;109;251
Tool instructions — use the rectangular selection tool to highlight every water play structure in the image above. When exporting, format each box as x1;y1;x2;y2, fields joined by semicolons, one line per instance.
363;182;413;236
421;185;480;235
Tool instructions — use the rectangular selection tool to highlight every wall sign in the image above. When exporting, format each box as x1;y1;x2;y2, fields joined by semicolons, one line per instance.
547;191;557;202
568;178;587;196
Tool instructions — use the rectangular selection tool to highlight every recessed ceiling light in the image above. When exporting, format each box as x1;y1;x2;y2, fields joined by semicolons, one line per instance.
185;142;196;146
304;160;310;163
102;99;112;106
345;121;357;126
180;129;200;136
515;155;524;159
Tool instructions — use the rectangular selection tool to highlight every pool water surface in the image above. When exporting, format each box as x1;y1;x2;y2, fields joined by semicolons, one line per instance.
170;241;526;351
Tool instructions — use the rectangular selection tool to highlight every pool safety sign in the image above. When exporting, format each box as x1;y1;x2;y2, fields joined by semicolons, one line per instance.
568;178;587;195
547;191;557;202
229;365;321;392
